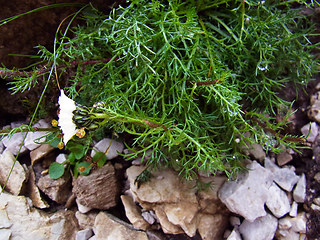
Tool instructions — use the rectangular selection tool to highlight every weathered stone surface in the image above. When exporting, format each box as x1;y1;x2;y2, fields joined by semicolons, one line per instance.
289;201;298;217
27;167;49;209
121;195;150;230
30;144;55;165
265;158;300;192
76;198;93;214
291;212;307;234
198;213;228;240
73;163;119;210
239;213;278;240
93;211;148;240
24;119;50;151
300;122;318;143
293;174;306;203
218;161;273;222
0;192;79;240
307;105;320;124
126;166;229;238
266;182;290;218
76;228;93;240
245;143;266;162
37;173;72;204
0;141;4;154
75;211;97;230
276;150;293;166
91;138;124;160
0;149;27;195
227;229;242;240
2;132;28;155
56;153;67;164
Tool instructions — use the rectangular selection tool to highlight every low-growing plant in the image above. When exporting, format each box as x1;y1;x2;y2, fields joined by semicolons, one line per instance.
1;0;319;181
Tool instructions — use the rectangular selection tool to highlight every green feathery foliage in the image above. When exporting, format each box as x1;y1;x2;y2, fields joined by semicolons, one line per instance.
2;0;319;180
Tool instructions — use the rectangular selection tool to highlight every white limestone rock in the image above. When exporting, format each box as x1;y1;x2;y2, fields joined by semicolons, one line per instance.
75;228;93;240
91;138;124;160
300;122;319;143
93;211;148;240
56;153;67;164
266;182;291;218
2;131;28;155
291;212;307;234
218;161;273;222
239;213;278;240
0;192;79;239
289;202;298;217
293;174;306;203
265;158;300;192
126;166;229;238
0;149;27;195
24;119;50;151
121;195;150;230
227;229;242;240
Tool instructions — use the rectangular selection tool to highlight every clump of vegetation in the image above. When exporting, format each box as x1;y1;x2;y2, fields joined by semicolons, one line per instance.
1;0;319;180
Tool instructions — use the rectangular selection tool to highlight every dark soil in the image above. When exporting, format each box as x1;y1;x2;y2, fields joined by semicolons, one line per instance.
0;1;319;240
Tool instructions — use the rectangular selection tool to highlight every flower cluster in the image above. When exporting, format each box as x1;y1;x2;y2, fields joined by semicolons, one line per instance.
58;90;103;145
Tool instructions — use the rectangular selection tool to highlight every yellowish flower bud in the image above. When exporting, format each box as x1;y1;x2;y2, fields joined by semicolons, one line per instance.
58;142;65;150
76;128;86;138
52;119;59;127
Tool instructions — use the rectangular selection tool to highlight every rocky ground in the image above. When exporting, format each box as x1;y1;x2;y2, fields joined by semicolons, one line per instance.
0;82;319;240
0;1;320;240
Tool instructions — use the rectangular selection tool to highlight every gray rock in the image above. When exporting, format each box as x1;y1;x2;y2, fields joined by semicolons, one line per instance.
291;212;307;234
76;228;93;240
121;195;150;230
0;192;79;239
73;163;119;210
37;173;72;204
227;229;242;240
289;202;298;217
266;182;290;218
265;158;300;192
245;143;266;162
219;161;273;222
0;149;27;195
293;174;306;203
239;213;278;240
126;166;229;238
93;212;148;240
0;229;11;240
0;141;4;154
56;153;67;164
300;122;318;143
91;138;124;160
2;132;28;155
308;105;320;123
29;144;55;165
76;198;93;214
24;119;50;151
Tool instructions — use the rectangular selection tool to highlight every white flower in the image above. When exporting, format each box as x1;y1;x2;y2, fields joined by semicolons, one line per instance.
58;90;78;144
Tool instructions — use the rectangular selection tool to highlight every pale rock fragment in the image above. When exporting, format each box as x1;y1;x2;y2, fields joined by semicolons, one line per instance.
239;213;278;240
219;161;273;222
24;119;50;151
30;144;55;165
91;138;124;160
293;174;306;203
266;182;291;218
75;228;93;240
93;212;148;240
300;122;318;143
2;131;28;155
265;158;300;192
121;195;150;230
0;149;27;195
227;229;242;240
289;201;298;217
